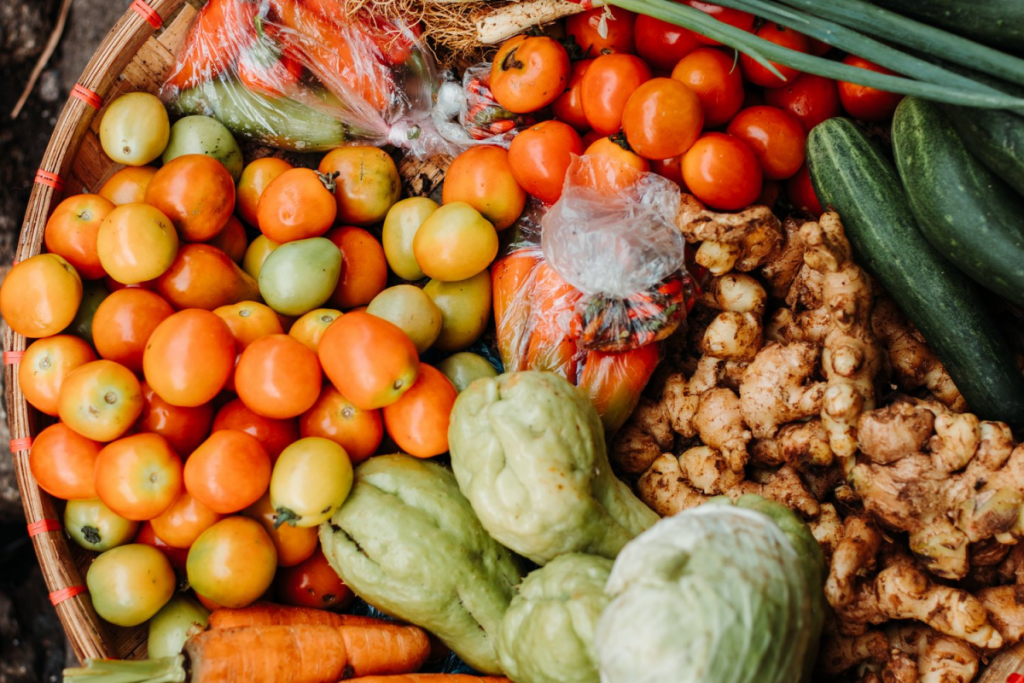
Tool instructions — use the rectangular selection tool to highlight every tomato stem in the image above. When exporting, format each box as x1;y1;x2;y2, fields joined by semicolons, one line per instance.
501;47;525;72
317;170;339;194
274;507;301;529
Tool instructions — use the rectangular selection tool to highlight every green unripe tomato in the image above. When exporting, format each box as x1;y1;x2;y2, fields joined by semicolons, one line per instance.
162;115;244;181
87;544;175;627
147;594;210;658
437;352;499;392
259;237;342;316
382;197;437;281
424;270;493;351
367;285;443;354
99;93;169;166
65;498;139;552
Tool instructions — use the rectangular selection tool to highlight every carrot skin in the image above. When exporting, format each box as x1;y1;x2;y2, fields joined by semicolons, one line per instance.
346;677;511;683
208;604;385;630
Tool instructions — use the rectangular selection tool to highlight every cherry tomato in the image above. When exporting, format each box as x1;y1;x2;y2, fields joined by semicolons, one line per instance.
325;226;387;309
59;360;144;442
87;544;175;626
98;166;157;206
94;433;183;520
684;1;755;45
30;422;101;500
0;254;83;338
256;168;337;243
19;335;96;416
726;105;807;180
651;155;684;186
490;35;571;114
92;289;174;373
235;335;322;419
507;121;584;204
552;59;593;131
739;24;810;87
622;78;704;160
565;7;636;56
244;493;318;567
786;163;824;216
97;203;179;285
212;398;300;462
65;498;139;552
144;309;236;408
213;301;285;351
183;430;271;514
145;154;235;242
300;386;382;464
289;308;342;352
442;145;526;231
581;53;652;136
837;55;904;121
581;136;651;192
382;364;457;459
764;73;840;132
682;132;763;211
155;243;260;311
136;381;214;457
135;522;189;571
44;194;113;280
151;491;224;549
634;14;700;71
270;437;353;528
204;215;247;264
237;158;291;226
187;516;277;609
670;47;745;128
276;547;353;611
318;146;401;226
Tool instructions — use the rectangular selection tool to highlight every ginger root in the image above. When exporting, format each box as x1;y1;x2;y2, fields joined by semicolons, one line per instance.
739;342;825;439
675;196;783;275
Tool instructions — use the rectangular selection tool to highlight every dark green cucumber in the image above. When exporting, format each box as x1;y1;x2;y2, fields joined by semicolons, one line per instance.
869;0;1024;53
892;97;1024;306
940;105;1024;198
807;117;1024;427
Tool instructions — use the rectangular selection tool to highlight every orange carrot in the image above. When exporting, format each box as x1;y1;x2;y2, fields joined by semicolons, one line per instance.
578;342;661;433
209;603;385;630
492;250;541;373
348;677;511;683
524;262;582;383
164;0;257;92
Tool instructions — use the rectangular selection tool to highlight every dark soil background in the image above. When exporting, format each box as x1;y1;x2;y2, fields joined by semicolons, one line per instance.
1;1;123;679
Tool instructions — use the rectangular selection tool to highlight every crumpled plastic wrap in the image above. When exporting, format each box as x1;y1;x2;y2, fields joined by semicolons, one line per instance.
432;63;536;148
161;0;456;156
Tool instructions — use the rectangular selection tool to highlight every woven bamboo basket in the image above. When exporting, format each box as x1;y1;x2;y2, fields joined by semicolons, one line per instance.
6;0;1024;678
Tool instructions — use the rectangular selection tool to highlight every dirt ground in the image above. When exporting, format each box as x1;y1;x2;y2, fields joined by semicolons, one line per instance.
0;1;124;679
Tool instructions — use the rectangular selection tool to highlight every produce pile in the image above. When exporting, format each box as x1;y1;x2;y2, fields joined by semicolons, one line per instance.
4;0;1024;681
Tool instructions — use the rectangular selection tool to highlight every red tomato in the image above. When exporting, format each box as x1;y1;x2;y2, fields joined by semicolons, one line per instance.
136;381;214;457
92;289;174;373
634;15;700;71
739;24;810;87
837;55;904;121
212;399;300;462
564;7;636;56
300;386;383;464
786;163;824;216
235;335;322;420
682;132;763;211
726;106;807;180
44;194;113;280
552;59;593;132
650;155;684;186
143;309;236;408
581;54;652;136
490;35;571;114
150;491;224;549
622;78;704;160
684;1;755;45
670;47;744;127
507;121;584;204
764;73;840;132
135;522;189;571
758;180;781;209
184;430;272;514
275;547;353;611
30;422;102;500
382;364;457;459
94;433;183;521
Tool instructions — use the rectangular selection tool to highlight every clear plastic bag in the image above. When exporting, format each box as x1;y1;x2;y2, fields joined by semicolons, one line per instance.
432;63;536;148
161;0;455;156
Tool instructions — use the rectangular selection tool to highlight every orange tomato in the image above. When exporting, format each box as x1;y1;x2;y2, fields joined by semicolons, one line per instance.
682;132;763;211
318;147;402;226
143;309;236;408
564;7;636;55
96;203;179;284
244;493;318;567
739;24;810;87
256;168;337;243
726;105;807;180
622;78;704;160
0;254;83;338
150;491;224;549
135;521;189;571
155;244;260;311
289;308;342;352
145;154;235;242
581;136;651;193
19;335;96;416
94;433;183;520
136;381;214;457
92;289;175;373
651;155;684;186
318;311;419;410
324;226;387;309
187;516;277;609
214;301;285;351
490;35;571;114
237;157;292;227
98;166;158;206
671;47;746;128
581;53;652;136
212;398;299;462
300;386;382;464
235;334;322;419
441;146;526;231
58;360;144;442
44;194;114;279
184;430;272;514
507;121;584;205
382;364;457;458
275;547;353;611
29;422;102;500
552;59;593;132
204;215;248;264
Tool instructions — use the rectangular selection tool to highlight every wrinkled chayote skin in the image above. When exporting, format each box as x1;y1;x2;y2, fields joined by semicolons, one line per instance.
319;454;524;674
497;553;613;683
448;372;659;565
595;495;825;683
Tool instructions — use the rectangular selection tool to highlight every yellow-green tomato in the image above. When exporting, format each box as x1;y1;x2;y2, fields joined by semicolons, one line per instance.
437;352;499;392
382;197;437;281
242;234;280;280
271;437;353;528
162;115;243;182
99;93;170;166
424;270;493;352
412;202;498;282
187;517;277;609
259;237;342;316
147;594;209;658
66;498;139;553
367;285;442;354
87;544;175;627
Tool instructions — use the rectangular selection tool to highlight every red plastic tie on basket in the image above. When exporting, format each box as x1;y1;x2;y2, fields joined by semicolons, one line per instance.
34;169;65;192
71;84;103;109
9;437;33;452
3;351;25;365
1006;675;1024;683
131;0;163;29
11;261;19;267
49;585;87;606
27;519;62;537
